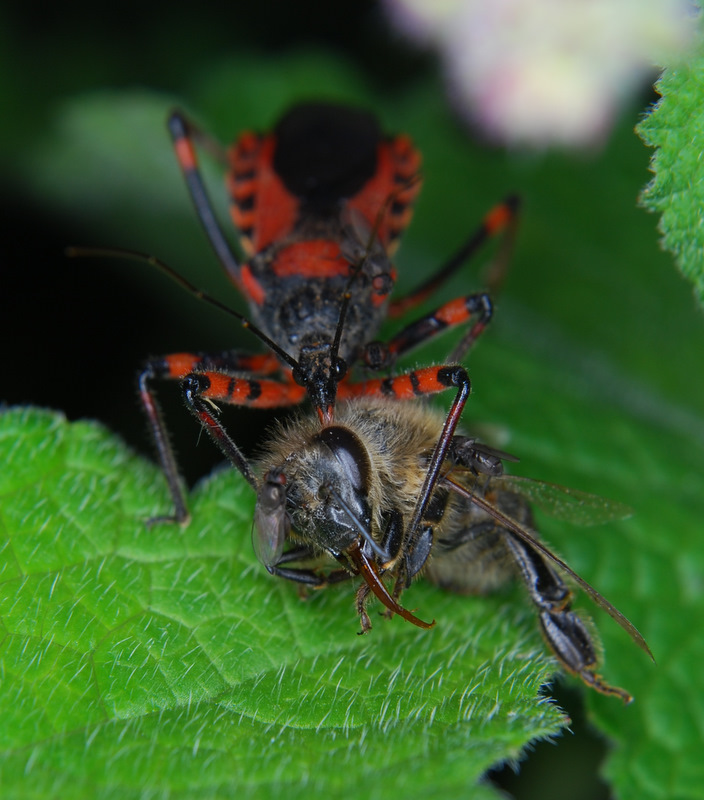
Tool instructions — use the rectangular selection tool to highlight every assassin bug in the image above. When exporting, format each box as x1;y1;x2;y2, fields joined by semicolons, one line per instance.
101;102;519;628
254;396;652;702
135;103;517;517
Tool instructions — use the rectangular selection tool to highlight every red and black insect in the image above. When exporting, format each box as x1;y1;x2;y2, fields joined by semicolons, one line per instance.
139;102;519;541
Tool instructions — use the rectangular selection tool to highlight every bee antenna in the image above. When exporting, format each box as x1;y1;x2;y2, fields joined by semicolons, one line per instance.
65;246;300;372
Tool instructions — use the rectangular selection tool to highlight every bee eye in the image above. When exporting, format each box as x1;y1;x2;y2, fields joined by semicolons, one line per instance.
253;477;289;568
315;426;371;495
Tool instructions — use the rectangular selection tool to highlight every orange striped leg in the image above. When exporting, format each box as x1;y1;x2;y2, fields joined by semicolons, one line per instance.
363;291;492;370
339;364;467;403
184;371;305;410
180;372;305;485
139;350;301;524
159;350;281;379
168;110;241;284
389;194;520;318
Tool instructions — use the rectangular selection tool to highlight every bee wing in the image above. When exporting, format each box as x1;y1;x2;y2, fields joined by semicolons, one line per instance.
253;482;290;568
471;442;521;464
491;475;633;526
443;476;653;660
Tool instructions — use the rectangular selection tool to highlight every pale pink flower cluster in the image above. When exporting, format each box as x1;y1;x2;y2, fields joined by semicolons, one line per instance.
384;0;697;146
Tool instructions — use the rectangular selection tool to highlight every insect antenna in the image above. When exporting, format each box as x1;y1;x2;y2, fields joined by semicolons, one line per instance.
65;246;300;372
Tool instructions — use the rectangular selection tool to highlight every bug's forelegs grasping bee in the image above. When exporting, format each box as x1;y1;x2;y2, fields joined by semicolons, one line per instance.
171;363;475;628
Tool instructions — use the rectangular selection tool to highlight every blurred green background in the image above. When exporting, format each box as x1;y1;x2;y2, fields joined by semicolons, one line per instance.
2;3;702;799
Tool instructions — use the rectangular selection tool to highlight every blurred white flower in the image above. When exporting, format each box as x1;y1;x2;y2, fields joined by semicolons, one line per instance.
384;0;698;147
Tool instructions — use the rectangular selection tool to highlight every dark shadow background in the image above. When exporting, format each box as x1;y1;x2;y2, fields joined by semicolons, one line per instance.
1;3;617;798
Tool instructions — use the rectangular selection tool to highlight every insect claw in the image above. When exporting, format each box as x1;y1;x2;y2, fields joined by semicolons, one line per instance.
578;670;634;705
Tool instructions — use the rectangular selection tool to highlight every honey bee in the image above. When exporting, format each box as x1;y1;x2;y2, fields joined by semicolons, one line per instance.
253;395;652;703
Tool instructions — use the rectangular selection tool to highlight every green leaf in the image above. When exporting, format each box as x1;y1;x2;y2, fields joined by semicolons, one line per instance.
0;407;563;798
638;37;704;308
9;49;704;799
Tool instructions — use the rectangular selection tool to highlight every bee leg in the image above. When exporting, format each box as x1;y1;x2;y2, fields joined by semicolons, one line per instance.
402;526;435;587
504;532;633;703
538;611;632;703
371;508;432;619
378;509;405;569
265;565;328;587
267;546;355;590
376;509;407;619
355;584;373;634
